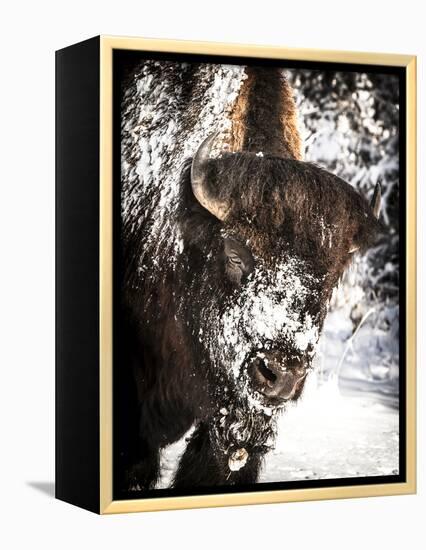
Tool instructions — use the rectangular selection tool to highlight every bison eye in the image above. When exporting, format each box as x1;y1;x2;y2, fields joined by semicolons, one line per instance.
223;238;254;284
228;255;242;266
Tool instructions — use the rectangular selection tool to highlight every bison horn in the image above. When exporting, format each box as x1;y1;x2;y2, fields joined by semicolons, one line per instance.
191;132;231;221
370;182;381;219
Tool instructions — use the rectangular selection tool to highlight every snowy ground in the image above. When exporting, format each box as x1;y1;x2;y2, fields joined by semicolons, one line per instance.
260;382;399;483
158;388;398;488
157;291;399;489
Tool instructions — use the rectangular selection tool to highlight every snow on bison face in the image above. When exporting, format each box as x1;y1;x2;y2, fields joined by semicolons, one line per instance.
180;133;381;411
192;229;324;411
216;247;322;406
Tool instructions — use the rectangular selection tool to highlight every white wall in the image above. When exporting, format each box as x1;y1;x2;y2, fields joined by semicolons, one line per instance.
0;1;423;548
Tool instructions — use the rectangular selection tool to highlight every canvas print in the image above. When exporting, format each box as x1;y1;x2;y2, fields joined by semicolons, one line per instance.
114;55;402;497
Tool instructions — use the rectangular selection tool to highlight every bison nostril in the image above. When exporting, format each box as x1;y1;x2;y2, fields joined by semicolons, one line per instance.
255;358;277;386
248;353;308;403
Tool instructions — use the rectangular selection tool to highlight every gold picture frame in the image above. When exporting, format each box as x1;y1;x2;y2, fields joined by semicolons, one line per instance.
56;35;416;514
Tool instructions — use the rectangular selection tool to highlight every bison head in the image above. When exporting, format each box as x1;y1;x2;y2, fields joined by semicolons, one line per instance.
177;133;381;452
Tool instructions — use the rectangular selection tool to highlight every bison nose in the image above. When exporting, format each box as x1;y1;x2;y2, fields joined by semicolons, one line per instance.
248;352;307;403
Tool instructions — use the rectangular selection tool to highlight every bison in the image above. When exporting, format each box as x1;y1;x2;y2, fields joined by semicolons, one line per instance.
117;62;382;492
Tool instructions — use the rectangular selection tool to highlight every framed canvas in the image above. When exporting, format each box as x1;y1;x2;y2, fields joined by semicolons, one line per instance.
55;36;416;514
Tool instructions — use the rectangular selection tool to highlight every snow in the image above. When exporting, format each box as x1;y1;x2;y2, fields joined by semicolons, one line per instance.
260;386;399;482
258;285;399;482
259;299;399;482
228;448;249;472
157;362;398;489
156;283;399;487
204;256;321;388
122;61;247;271
157;389;398;488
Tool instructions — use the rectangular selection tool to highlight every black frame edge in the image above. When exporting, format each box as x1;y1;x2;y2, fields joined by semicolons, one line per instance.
55;36;101;514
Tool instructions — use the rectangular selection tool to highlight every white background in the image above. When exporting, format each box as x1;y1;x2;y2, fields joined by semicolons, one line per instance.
0;1;423;548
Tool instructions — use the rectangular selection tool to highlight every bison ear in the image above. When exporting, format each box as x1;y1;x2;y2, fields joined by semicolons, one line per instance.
349;182;382;254
370;182;381;219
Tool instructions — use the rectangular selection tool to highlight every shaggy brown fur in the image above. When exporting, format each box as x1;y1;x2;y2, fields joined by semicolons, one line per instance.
228;68;302;159
200;153;380;255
